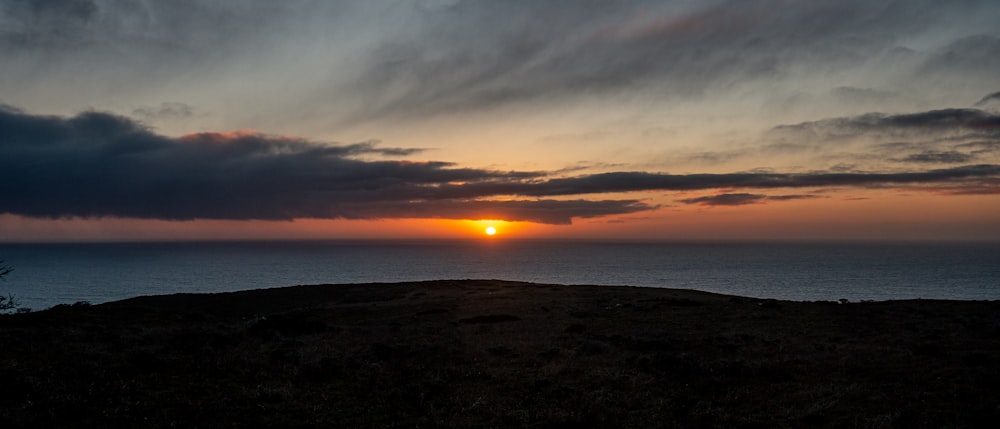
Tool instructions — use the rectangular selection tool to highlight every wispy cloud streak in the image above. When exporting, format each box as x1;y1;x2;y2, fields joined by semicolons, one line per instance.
975;91;1000;107
677;193;820;207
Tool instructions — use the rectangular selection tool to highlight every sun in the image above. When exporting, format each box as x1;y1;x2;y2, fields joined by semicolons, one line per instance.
484;226;497;236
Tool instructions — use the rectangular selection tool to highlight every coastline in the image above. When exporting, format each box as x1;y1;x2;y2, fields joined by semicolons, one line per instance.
4;241;999;310
2;280;999;427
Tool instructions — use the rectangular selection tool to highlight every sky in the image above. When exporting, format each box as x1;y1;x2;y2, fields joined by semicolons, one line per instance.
1;0;999;242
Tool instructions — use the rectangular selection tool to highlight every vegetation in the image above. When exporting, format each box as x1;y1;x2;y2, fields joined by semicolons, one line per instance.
0;295;16;312
1;280;999;427
0;261;15;313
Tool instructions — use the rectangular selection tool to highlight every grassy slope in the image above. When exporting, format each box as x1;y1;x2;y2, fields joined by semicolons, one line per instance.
2;280;999;428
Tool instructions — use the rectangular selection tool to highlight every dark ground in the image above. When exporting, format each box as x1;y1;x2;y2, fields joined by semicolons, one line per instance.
2;280;999;428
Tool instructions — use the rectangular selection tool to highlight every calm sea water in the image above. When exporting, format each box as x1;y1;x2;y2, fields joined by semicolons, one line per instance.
1;240;998;310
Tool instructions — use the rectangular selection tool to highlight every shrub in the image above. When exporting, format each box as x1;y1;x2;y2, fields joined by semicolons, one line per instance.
0;260;16;313
0;293;17;313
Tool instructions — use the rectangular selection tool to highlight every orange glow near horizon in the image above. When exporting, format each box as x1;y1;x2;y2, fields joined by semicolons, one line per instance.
1;190;999;242
465;219;514;238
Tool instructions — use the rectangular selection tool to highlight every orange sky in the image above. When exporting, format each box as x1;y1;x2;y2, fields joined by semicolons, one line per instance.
3;190;996;242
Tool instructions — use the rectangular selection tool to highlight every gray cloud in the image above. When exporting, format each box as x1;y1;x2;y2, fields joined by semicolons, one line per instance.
831;86;899;104
772;108;1000;139
927;179;1000;195
657;101;1000;171
767;194;821;201
975;91;1000;107
757;105;1000;168
679;193;766;206
3;106;999;224
132;102;195;120
677;193;820;206
919;35;1000;79
3;0;998;129
346;0;994;120
0;106;648;224
0;0;98;49
895;151;975;164
955;140;1000;155
470;166;1000;198
0;0;297;53
0;0;376;115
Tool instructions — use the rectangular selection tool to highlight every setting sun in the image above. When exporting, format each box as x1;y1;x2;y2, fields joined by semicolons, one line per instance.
485;226;497;236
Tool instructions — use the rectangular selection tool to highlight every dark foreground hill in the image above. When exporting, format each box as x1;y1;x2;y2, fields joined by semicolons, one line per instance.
2;280;999;428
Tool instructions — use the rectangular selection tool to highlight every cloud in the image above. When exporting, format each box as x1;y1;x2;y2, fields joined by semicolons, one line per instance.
919;35;1000;78
895;151;975;164
659;102;1000;171
0;0;98;49
3;106;999;224
459;166;1000;197
677;193;820;206
678;193;766;206
3;0;998;131
929;179;1000;195
0;106;648;224
329;199;652;225
132;102;196;120
758;105;1000;168
831;86;898;104
0;0;297;53
344;0;986;120
767;194;821;201
975;91;1000;107
955;140;1000;155
772;108;1000;139
176;132;427;158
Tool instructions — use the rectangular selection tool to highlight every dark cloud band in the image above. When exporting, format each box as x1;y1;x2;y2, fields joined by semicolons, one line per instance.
678;193;820;206
3;106;998;224
435;165;1000;199
0;106;648;224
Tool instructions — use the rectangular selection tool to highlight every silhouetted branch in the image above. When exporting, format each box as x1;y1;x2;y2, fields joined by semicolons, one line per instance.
1;294;18;311
0;261;16;312
0;260;11;279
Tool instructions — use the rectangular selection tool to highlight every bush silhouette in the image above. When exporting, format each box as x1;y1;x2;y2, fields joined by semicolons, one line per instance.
0;260;16;312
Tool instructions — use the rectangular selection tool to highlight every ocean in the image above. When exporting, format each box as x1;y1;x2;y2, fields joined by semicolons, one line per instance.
1;240;998;311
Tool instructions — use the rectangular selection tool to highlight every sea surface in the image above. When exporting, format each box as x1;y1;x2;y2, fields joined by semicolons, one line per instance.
1;240;998;311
